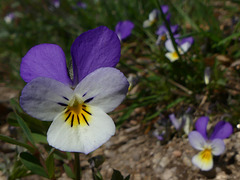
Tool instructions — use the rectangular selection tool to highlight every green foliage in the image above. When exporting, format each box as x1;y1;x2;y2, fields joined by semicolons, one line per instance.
111;169;130;180
20;152;48;178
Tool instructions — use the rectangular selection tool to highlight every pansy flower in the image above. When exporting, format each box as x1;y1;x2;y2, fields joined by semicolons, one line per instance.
52;0;60;8
115;20;134;41
143;6;168;28
169;108;192;134
76;1;87;9
188;116;233;171
20;26;129;154
165;36;193;62
4;12;15;24
156;24;178;45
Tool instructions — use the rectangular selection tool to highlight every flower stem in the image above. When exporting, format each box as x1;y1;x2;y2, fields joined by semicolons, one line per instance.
74;152;81;180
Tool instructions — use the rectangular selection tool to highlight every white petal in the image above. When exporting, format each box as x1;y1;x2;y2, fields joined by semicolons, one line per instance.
180;42;191;52
165;39;175;52
188;131;206;151
74;67;129;113
165;52;179;62
149;9;158;21
192;150;213;171
143;20;152;28
47;106;115;154
210;139;225;156
20;77;73;121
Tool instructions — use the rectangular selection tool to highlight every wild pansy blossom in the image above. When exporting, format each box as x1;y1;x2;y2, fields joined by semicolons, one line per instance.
156;24;178;45
169;108;192;134
188;116;233;171
52;0;60;8
77;1;87;9
4;12;15;24
115;20;134;41
165;36;194;62
143;6;168;28
20;26;129;154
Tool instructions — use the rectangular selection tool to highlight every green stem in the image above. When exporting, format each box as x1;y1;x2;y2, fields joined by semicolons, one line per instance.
155;0;183;61
74;152;81;180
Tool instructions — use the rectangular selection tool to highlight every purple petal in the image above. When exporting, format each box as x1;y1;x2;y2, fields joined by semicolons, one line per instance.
156;24;178;36
20;77;73;121
74;67;129;113
156;25;167;36
115;20;134;41
71;26;121;86
178;37;194;46
169;114;181;130
188;131;206;151
165;13;171;22
195;116;209;139
76;1;87;9
170;25;179;34
210;121;233;140
20;44;72;86
52;0;60;8
161;5;169;14
210;139;225;156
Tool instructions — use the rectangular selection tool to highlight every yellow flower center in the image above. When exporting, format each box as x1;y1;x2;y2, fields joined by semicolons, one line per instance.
200;148;212;161
172;52;179;59
64;95;92;128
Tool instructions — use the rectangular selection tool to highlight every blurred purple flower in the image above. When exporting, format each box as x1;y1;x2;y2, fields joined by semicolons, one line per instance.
161;5;169;14
156;24;178;44
20;26;129;154
143;6;168;28
169;108;192;134
115;20;134;41
76;1;87;9
176;36;194;46
4;12;15;24
188;116;233;171
52;0;60;8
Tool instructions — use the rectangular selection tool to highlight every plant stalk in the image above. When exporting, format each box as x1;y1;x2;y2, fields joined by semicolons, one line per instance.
74;152;81;180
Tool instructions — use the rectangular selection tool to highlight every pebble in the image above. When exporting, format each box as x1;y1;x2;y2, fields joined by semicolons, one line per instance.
152;152;161;165
172;150;182;157
159;156;171;168
161;168;175;180
182;155;192;167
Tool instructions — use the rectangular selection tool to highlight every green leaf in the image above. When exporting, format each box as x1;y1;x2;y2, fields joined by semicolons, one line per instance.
15;113;35;146
20;152;48;178
93;171;104;180
166;97;185;110
111;169;124;180
171;2;200;32
19;112;50;134
8;160;30;180
0;134;35;152
63;164;75;179
10;98;23;113
214;31;240;47
124;175;130;180
7;112;19;127
32;133;48;144
46;148;55;179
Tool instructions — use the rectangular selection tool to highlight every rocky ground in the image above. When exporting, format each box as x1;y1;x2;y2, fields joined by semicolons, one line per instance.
1;81;240;180
79;124;240;180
